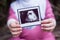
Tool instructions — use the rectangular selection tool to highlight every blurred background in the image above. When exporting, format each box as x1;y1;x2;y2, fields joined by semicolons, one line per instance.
0;0;60;40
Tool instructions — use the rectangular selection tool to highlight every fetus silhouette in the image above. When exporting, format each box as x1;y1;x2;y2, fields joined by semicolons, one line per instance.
26;10;38;22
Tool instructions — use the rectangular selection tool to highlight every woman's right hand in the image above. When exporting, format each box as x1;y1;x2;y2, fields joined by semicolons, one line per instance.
8;21;22;37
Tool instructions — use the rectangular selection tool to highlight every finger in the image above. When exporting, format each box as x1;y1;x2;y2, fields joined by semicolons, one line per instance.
10;24;21;28
9;26;20;29
16;24;21;28
10;28;22;32
41;26;55;31
10;23;16;27
13;34;19;37
15;21;19;24
13;34;20;37
12;31;22;35
41;18;52;24
11;31;22;37
41;22;53;27
10;21;20;27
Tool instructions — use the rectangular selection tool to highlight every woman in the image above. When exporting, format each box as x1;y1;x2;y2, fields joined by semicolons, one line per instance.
7;0;56;40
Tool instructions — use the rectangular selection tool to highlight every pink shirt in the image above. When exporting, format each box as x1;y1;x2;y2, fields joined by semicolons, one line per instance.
8;0;55;40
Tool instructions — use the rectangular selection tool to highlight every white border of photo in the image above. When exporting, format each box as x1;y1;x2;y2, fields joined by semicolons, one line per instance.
17;6;41;27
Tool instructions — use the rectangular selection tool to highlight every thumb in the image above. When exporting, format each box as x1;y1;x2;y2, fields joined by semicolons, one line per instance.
10;21;19;27
15;21;19;24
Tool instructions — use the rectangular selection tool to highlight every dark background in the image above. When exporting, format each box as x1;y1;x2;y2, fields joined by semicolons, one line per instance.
0;0;60;40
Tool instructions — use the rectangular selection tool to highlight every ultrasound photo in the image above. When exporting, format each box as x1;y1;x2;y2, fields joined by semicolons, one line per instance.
17;6;41;27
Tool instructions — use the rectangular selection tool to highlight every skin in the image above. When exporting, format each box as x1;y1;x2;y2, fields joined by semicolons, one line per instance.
41;18;56;31
8;18;56;37
8;21;22;37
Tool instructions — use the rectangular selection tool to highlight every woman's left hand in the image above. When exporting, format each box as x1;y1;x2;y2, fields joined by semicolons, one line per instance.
41;18;56;31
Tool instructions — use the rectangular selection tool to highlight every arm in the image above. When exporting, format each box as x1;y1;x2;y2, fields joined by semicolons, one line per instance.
7;8;18;27
41;0;56;31
45;0;55;19
8;8;27;40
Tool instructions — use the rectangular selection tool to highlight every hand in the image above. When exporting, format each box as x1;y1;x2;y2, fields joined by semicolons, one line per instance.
41;18;56;31
8;21;22;37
